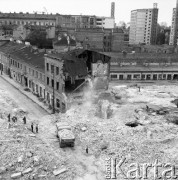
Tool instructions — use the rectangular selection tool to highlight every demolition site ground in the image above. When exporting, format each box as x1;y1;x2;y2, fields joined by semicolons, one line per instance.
1;78;178;180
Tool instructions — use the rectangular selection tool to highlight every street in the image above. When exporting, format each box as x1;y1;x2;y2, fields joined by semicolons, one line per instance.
0;76;104;180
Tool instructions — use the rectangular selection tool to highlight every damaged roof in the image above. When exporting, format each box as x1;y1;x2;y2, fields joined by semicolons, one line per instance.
47;51;87;77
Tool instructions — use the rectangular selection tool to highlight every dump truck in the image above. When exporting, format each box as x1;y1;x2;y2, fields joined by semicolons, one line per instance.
56;122;75;148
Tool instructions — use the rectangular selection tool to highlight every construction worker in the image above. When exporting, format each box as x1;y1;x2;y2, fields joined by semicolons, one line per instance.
23;116;26;124
86;145;88;154
146;105;149;112
36;124;38;133
12;116;17;123
31;123;34;133
7;114;11;122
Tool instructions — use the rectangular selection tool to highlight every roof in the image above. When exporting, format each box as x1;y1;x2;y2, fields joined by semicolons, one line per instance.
64;57;87;77
10;47;45;72
47;51;87;77
111;65;178;73
101;52;178;63
0;41;26;54
0;12;56;20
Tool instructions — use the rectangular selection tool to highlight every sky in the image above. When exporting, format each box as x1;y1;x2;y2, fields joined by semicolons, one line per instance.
0;0;177;26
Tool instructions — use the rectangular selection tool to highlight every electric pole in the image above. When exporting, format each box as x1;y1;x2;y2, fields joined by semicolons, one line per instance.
52;71;55;114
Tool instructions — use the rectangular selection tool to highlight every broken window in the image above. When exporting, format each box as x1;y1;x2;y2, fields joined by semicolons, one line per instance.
146;74;151;80
133;74;140;79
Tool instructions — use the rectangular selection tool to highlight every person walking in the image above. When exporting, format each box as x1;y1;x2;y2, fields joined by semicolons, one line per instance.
23;116;26;124
86;145;88;154
7;114;10;122
36;124;38;133
31;123;34;133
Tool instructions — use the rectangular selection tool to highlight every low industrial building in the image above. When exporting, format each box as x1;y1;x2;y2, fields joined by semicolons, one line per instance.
103;52;178;81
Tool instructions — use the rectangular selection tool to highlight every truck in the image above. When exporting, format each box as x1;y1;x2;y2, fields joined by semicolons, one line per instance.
56;122;75;148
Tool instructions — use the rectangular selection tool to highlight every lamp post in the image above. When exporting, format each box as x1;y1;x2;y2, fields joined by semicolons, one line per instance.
52;70;55;114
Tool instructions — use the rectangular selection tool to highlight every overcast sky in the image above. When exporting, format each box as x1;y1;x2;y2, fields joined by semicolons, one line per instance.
0;0;176;26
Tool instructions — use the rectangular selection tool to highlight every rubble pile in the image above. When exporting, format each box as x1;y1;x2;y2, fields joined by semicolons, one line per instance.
55;83;178;179
0;89;74;180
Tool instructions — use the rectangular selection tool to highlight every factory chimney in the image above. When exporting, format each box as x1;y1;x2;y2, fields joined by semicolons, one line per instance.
174;0;178;46
111;2;115;18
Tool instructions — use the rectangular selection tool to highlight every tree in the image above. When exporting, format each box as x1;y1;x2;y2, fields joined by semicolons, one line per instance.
160;22;168;29
118;21;126;29
25;29;52;48
156;32;165;45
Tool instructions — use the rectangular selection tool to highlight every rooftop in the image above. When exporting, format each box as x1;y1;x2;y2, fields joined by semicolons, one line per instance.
10;46;45;72
101;52;178;63
111;65;178;72
0;41;26;54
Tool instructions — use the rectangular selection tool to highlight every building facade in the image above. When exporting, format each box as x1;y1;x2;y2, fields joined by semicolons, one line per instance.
129;3;158;45
0;41;111;113
101;52;178;81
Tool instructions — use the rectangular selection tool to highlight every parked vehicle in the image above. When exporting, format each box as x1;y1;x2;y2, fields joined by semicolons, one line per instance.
56;122;75;148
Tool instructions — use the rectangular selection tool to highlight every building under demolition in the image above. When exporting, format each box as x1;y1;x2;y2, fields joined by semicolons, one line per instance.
0;41;110;113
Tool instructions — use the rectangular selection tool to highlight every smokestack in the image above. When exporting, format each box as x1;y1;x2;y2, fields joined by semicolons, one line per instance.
111;2;115;18
174;0;178;46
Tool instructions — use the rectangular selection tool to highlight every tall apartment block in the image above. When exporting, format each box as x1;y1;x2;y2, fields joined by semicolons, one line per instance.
129;3;158;45
111;2;115;18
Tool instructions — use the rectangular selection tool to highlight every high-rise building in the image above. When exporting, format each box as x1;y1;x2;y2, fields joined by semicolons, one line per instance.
111;2;115;18
129;3;158;45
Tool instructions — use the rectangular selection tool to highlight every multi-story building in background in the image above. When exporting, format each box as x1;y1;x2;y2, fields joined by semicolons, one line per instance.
0;12;56;26
0;12;115;29
129;3;158;45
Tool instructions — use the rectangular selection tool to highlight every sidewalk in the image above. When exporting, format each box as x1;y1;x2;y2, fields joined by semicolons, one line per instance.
0;74;52;114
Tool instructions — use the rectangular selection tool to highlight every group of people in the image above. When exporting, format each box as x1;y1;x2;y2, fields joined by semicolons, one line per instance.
31;122;38;133
7;113;39;133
